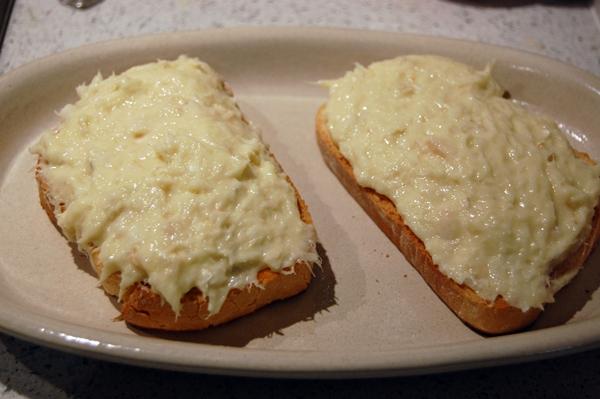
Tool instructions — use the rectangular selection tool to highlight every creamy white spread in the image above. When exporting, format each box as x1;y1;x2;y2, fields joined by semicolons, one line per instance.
32;56;318;314
324;55;600;310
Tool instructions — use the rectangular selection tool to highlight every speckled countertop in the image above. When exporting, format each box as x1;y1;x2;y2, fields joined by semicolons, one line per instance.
2;0;600;74
1;1;600;398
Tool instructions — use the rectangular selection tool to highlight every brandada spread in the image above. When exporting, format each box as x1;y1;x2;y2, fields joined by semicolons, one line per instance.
323;55;600;310
32;56;319;314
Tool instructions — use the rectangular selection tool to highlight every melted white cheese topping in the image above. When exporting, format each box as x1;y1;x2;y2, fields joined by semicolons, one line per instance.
324;55;600;310
32;56;318;314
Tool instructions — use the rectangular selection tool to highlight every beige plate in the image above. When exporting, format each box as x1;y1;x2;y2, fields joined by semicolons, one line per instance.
0;28;599;378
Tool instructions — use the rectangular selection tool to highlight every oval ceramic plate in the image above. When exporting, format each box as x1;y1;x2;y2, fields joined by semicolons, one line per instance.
0;28;599;378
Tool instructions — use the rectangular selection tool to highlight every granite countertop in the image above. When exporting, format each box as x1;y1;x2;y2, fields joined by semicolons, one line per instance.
1;1;600;397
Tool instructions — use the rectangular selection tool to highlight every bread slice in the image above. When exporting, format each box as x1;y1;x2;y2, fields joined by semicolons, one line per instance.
316;105;600;334
36;161;314;331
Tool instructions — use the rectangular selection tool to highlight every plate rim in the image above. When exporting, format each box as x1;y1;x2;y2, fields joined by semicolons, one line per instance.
1;26;599;378
1;26;598;88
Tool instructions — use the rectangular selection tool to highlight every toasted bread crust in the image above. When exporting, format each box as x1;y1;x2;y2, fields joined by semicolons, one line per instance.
316;105;600;334
36;162;314;331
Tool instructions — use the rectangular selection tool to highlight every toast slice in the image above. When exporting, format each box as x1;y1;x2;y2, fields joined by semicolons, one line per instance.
316;105;600;334
32;57;318;331
36;158;314;331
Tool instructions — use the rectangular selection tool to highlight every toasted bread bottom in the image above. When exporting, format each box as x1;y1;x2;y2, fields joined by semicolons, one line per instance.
316;105;600;334
36;163;314;331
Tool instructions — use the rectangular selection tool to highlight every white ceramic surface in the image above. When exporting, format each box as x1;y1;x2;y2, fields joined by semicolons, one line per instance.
0;28;599;378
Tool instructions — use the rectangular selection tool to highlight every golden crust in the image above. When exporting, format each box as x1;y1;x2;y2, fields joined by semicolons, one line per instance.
316;105;600;334
36;161;315;331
